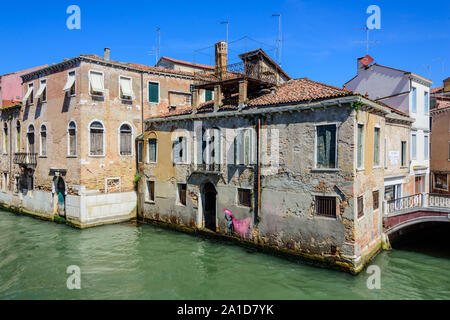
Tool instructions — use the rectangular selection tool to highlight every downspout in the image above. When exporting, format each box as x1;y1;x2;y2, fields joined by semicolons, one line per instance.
255;116;261;224
9;117;12;192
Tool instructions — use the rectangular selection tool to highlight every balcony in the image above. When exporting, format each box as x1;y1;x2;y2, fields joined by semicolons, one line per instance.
13;153;37;166
190;163;222;174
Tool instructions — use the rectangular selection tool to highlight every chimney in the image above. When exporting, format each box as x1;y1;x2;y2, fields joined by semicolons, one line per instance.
104;48;110;61
444;77;450;93
214;41;227;79
357;55;374;74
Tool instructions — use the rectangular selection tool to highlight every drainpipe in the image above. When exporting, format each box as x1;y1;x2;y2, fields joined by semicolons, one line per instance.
254;116;261;224
9;117;12;192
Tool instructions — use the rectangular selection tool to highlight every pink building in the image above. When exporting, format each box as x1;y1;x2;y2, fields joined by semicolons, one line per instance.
0;65;48;108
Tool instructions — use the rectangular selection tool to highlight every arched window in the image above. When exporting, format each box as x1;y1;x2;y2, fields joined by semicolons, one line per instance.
3;123;8;154
89;121;104;156
119;123;132;156
40;124;47;156
16;121;21;152
68;121;77;156
147;132;157;163
27;124;35;154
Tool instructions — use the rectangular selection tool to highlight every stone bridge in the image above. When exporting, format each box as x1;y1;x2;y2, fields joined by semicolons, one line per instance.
383;193;450;235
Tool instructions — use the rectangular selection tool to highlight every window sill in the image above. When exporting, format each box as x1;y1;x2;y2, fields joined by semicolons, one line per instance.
67;155;77;158
356;167;365;172
146;162;157;165
311;168;340;173
119;154;134;158
39;155;47;158
145;200;155;204
373;166;382;169
314;214;337;220
88;155;106;158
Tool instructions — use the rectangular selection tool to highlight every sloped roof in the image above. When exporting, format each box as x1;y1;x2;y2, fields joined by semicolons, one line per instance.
157;56;214;70
239;48;291;80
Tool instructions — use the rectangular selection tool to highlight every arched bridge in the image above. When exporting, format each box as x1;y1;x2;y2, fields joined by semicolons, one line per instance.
384;193;450;235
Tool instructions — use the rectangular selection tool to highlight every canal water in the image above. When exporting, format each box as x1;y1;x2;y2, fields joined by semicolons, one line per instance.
0;210;449;300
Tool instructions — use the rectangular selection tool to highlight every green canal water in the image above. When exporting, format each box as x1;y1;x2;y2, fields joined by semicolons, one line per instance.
0;210;449;300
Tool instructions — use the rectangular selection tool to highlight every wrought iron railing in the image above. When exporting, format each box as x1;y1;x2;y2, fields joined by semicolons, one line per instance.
13;153;37;166
190;163;222;173
195;61;278;85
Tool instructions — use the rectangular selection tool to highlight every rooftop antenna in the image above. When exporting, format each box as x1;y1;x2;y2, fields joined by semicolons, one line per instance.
432;58;445;77
272;14;282;66
156;27;161;61
220;21;229;44
422;63;431;79
354;27;380;55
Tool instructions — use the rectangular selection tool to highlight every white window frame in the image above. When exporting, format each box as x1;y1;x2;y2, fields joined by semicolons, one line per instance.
357;123;365;170
88;70;105;97
234;128;255;166
24;82;34;105
424;91;429;115
411;132;417;160
411;87;417;113
313;122;339;170
373;126;381;168
117;121;134;157
105;177;121;193
27;124;35;154
173;130;190;165
424;135;429;160
88;119;106;157
148;81;160;104
119;75;133;101
67;120;77;157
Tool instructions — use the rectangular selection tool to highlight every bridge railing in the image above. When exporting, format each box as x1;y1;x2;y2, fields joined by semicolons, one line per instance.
385;193;450;215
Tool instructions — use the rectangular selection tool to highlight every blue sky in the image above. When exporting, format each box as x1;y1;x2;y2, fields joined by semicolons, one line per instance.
0;0;449;88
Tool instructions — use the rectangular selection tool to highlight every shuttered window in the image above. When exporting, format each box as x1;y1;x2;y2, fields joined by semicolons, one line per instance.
119;124;132;156
373;190;379;210
89;71;104;96
373;127;380;166
357;124;364;168
148;82;159;103
40;125;47;156
89;121;104;156
205;89;213;101
27;125;35;154
316;125;337;168
137;141;143;163
68;121;76;156
401;141;407;166
357;196;364;218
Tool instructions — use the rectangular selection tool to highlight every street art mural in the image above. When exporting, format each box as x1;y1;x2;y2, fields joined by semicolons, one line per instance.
223;209;251;237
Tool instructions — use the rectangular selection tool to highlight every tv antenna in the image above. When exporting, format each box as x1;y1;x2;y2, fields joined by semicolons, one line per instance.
220;21;229;44
272;14;282;66
354;27;380;55
432;58;445;77
148;28;161;66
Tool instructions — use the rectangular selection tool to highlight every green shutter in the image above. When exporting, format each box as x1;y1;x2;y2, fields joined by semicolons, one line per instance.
205;89;213;101
149;82;159;103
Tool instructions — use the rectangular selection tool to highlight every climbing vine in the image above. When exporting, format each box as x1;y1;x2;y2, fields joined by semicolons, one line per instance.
351;101;364;119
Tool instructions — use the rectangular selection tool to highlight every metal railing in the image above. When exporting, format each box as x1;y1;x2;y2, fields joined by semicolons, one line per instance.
385;193;450;214
13;153;37;166
195;61;278;85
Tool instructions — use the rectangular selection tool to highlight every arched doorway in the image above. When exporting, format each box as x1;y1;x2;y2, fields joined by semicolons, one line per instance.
203;182;217;231
56;177;66;217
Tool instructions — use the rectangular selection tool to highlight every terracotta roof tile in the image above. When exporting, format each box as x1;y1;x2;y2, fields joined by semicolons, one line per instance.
158;57;214;70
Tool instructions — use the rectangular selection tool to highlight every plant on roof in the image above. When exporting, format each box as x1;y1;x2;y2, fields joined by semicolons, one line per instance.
351;101;364;119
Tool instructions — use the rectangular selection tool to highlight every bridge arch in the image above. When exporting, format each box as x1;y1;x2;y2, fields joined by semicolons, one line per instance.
385;216;450;236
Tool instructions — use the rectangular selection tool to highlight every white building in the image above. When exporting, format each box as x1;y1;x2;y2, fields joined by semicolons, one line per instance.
345;55;432;200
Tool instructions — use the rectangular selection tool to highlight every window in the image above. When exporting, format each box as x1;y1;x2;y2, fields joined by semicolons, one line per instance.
89;71;104;96
411;134;417;160
68;121;77;156
89;121;104;156
316;124;337;169
178;184;187;206
434;173;448;191
411;87;417;112
146;180;155;202
63;71;76;96
16;121;21;153
384;138;387;169
23;83;34;105
137;141;143;163
373;127;380;167
235;129;253;165
373;190;379;210
119;123;132;156
357;124;364;168
401;141;407;167
40;125;47;156
36;79;47;102
357;196;364;218
105;178;121;193
3;123;8;154
119;76;133;100
148;82;159;103
315;196;336;217
424;92;429;114
27;124;35;154
424;135;429;160
238;188;251;207
205;89;213;101
415;176;424;194
148;136;157;163
173;136;187;164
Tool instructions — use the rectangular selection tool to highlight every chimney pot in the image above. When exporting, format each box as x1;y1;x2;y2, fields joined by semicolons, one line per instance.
214;41;228;79
104;48;110;61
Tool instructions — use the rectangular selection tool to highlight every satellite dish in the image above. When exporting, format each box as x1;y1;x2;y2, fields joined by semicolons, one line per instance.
360;54;374;67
